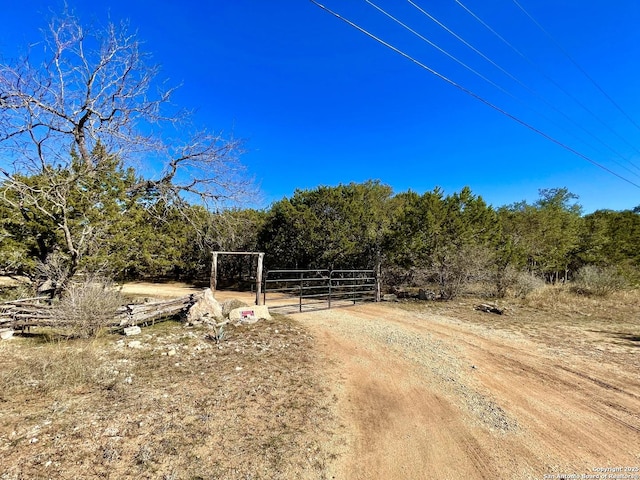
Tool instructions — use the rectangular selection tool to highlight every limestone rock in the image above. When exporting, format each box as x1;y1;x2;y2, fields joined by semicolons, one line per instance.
0;328;15;340
222;298;249;318
228;305;272;324
123;326;141;336
187;288;223;324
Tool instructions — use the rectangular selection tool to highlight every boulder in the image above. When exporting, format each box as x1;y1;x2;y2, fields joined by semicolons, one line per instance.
186;288;223;324
382;293;398;302
418;289;436;301
0;328;15;340
228;305;272;324
123;326;141;336
222;298;249;318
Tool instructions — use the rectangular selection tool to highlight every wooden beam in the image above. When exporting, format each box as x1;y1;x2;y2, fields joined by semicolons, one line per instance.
210;251;266;304
256;253;264;305
210;252;218;293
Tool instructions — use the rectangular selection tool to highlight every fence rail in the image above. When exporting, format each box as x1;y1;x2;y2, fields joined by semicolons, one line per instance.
264;269;376;313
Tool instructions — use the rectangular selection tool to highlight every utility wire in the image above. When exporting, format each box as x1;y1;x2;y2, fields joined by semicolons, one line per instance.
368;0;640;179
309;0;640;189
454;0;640;160
512;0;640;144
405;0;640;179
363;0;515;102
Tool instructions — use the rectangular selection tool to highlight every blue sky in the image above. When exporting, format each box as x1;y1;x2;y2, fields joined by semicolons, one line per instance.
2;0;640;213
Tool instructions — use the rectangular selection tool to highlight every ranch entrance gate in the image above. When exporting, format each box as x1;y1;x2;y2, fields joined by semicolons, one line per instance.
210;252;379;312
263;269;378;313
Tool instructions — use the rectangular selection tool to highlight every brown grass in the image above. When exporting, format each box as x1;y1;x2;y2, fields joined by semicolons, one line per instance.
0;315;339;480
397;285;640;368
2;284;639;479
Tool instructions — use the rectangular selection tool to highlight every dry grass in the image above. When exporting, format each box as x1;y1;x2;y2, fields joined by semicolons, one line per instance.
52;278;124;338
0;315;339;480
396;285;640;368
3;283;638;479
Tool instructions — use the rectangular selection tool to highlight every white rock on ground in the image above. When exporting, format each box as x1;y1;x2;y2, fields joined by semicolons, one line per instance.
228;305;272;324
123;326;141;336
0;328;15;340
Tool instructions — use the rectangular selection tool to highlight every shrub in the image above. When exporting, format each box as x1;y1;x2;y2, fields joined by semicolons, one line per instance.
489;265;518;299
430;245;492;300
221;298;249;317
0;281;35;302
572;265;627;297
53;277;123;338
511;271;546;299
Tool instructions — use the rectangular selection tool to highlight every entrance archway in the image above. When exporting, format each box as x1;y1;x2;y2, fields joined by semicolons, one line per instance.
210;251;265;305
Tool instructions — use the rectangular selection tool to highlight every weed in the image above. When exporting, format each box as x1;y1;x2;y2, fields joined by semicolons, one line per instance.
52;277;123;338
205;321;228;343
572;265;627;297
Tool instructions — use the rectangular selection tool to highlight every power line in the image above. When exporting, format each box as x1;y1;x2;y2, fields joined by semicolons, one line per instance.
404;0;640;179
511;0;640;144
454;0;640;161
363;0;516;102
309;0;640;190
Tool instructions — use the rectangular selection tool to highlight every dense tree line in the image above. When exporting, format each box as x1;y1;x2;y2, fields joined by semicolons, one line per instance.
257;182;638;297
1;11;637;299
3;175;638;298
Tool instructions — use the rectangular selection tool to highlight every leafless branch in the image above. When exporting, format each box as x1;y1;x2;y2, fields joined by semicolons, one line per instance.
2;12;248;200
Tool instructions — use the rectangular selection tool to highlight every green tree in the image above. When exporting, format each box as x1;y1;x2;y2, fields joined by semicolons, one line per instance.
0;11;248;291
259;181;393;271
386;186;498;299
0;143;148;290
578;209;640;280
499;188;583;282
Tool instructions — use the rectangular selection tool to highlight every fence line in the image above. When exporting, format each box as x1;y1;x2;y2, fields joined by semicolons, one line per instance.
264;269;376;313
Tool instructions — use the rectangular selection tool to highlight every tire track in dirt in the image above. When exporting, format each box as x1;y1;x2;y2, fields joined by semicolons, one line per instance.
313;330;500;480
300;303;640;479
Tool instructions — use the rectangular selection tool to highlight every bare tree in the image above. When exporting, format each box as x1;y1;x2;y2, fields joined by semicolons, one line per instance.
0;10;250;290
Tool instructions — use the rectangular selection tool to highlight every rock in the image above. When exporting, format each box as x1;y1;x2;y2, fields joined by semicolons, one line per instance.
418;289;436;301
222;298;249;317
186;288;223;325
127;340;142;349
123;326;141;336
382;293;398;302
474;303;504;315
228;305;272;324
37;279;54;294
0;328;15;340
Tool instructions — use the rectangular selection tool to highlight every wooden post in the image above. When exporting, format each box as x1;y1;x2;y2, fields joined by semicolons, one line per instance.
375;259;382;302
210;252;218;295
256;252;264;305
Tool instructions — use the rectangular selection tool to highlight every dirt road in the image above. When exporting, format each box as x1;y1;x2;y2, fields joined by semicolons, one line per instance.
299;303;640;480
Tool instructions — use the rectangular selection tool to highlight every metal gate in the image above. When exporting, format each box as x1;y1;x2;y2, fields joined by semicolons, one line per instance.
264;269;377;313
